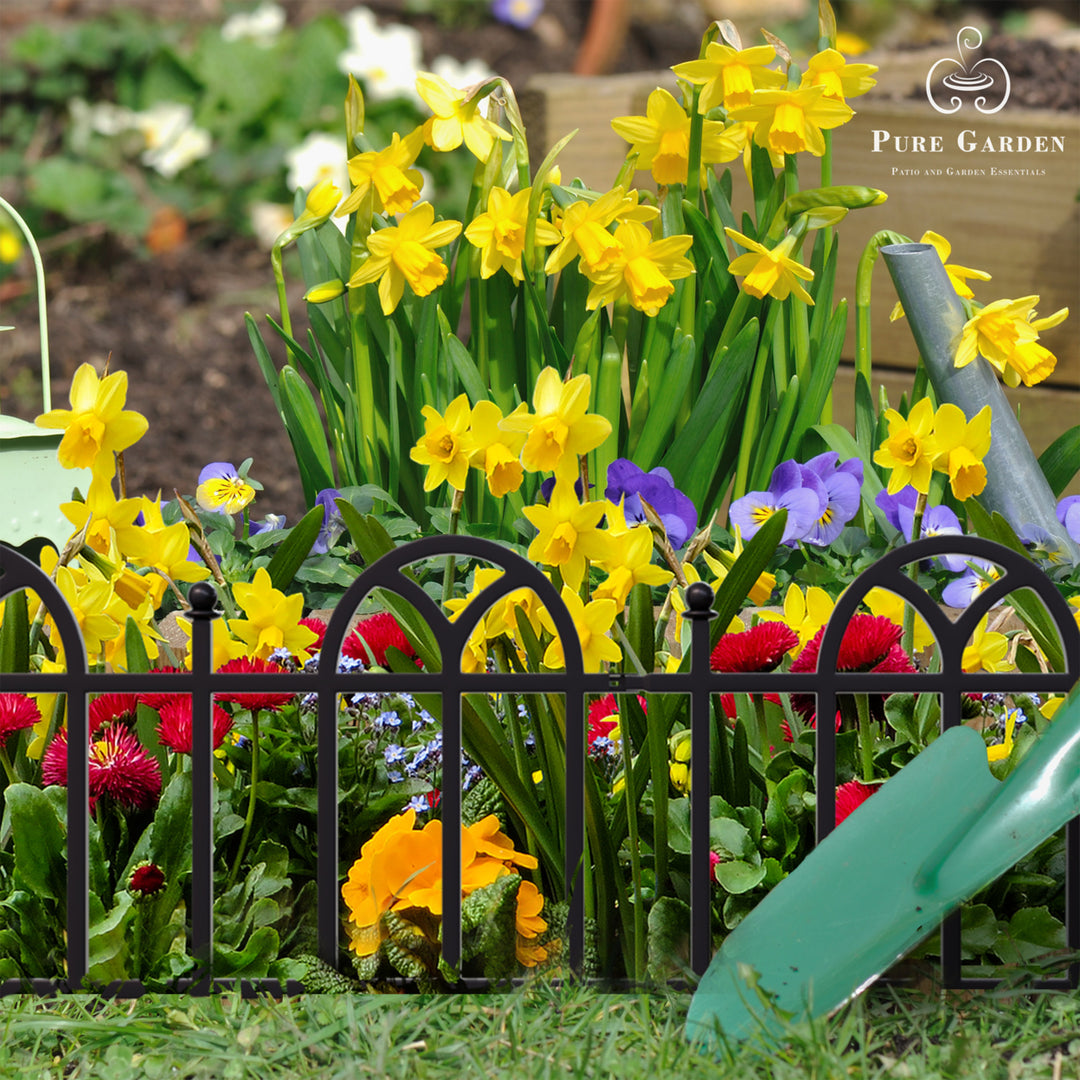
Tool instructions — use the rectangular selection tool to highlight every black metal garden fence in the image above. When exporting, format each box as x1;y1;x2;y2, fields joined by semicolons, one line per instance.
0;534;1077;997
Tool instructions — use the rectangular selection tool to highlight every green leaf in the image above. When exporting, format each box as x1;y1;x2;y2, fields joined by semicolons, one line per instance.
646;896;690;980
88;893;136;984
715;859;767;894
782;299;847;462
210;926;280;978
278;366;337;505
438;311;488;405
631;331;696;471
0;588;29;673
711;815;756;860
1038;425;1080;496
7;784;67;903
265;504;325;592
123;615;151;674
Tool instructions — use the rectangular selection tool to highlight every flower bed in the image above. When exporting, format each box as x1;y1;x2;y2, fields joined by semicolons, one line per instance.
1;3;1079;1001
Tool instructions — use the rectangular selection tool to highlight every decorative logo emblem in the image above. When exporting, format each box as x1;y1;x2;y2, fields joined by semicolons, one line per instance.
926;27;1010;115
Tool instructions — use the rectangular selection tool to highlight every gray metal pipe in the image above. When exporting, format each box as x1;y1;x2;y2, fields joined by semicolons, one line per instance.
881;242;1078;565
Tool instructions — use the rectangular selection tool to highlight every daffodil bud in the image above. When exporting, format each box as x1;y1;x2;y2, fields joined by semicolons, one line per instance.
273;178;343;250
769;185;886;239
304;279;346;304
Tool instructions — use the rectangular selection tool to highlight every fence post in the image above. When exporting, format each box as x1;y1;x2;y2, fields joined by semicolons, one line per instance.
686;581;717;977
186;581;219;992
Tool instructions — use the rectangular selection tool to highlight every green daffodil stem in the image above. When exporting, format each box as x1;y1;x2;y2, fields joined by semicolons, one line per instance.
902;491;928;657
618;698;646;981
270;244;292;342
686;87;704;211
0;744;17;786
856;693;875;782
441;487;466;605
752;693;770;762
227;709;262;892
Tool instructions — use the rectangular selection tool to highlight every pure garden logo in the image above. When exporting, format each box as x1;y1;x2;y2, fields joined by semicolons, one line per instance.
926;26;1010;115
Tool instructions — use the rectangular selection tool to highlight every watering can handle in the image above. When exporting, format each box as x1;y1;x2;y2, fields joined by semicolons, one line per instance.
916;683;1080;896
0;196;51;415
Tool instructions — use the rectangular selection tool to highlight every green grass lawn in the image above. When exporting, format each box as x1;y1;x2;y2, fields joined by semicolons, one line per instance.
2;981;1079;1079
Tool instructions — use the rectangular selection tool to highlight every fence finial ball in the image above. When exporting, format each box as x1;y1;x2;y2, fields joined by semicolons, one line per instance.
684;581;714;612
187;581;218;613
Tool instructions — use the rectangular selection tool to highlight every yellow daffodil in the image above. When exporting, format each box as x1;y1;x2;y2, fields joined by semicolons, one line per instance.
592;502;674;609
700;526;776;607
522;475;608;592
962;614;1010;673
35;363;148;479
275;178;343;247
337;127;426;217
757;582;836;656
725;227;814;304
409;393;474;492
50;562;121;663
582;220;694;317
60;477;143;555
1041;696;1064;721
874;397;936;495
836;32;871;56
348;202;462;315
445;566;503;673
176;616;247;671
116;495;212;584
545;187;634;276
415;71;511;162
28;654;65;758
228;566;319;661
540;585;621;672
464;185;562;282
890;231;991;321
799;49;877;102
955;296;1068;388
672;42;786;112
863;587;936;652
924;403;992;502
987;708;1021;763
611;87;742;186
731;85;853;157
465;400;526;497
102;587;165;669
500;367;611;477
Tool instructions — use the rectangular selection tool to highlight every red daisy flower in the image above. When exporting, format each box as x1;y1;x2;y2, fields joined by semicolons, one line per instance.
719;692;781;723
835;779;878;825
299;617;327;651
42;723;162;812
586;693;646;747
90;693;140;729
0;694;41;737
711;623;798;673
128;861;167;899
214;656;295;711
709;850;722;884
343;612;420;668
156;699;233;754
139;665;187;713
790;615;915;719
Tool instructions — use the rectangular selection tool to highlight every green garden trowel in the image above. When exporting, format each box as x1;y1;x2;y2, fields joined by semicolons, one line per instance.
686;685;1080;1048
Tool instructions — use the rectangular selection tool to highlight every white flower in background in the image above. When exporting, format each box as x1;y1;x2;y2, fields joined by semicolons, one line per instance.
69;97;137;137
131;103;212;178
284;132;348;232
337;6;423;105
249;201;294;249
221;2;286;46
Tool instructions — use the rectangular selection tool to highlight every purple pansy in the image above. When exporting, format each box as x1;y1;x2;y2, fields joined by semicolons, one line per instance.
312;488;344;554
875;485;919;533
539;475;589;503
799;452;863;546
1019;524;1068;566
605;458;698;549
895;500;968;572
1057;496;1080;543
941;558;1003;609
249;514;287;536
728;460;824;545
491;0;544;30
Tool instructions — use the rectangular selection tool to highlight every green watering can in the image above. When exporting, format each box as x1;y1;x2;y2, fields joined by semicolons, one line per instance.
0;197;90;550
687;682;1080;1048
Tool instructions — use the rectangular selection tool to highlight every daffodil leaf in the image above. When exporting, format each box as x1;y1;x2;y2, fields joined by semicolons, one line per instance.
632;331;695;471
1037;424;1080;497
0;587;29;673
265;503;325;592
278;366;337;505
782;298;847;462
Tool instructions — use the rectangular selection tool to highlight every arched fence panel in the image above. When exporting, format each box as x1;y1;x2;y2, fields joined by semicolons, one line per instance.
0;534;1077;996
